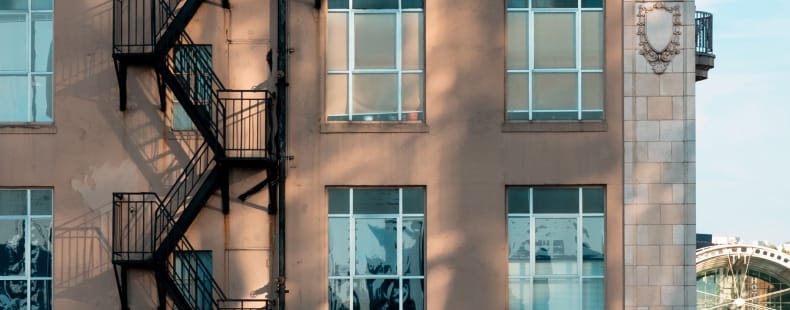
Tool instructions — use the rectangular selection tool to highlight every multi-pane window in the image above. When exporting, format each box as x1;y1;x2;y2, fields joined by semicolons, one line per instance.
172;45;212;131
0;0;53;123
508;187;604;309
327;0;425;122
0;189;53;310
506;0;603;121
174;251;213;309
328;187;425;310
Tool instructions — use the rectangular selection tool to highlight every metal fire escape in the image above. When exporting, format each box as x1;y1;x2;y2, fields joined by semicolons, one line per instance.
109;0;283;309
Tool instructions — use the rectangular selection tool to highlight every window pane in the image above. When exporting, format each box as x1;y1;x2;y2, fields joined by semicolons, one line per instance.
351;74;397;120
533;72;577;120
0;15;27;71
402;13;423;70
172;102;193;130
403;218;424;276
507;188;530;214
31;218;52;277
329;218;350;276
0;0;27;10
508;217;530;276
535;218;577;275
354;14;396;69
353;0;398;9
583;278;605;309
32;0;52;10
353;188;398;214
533;278;580;309
326;74;348;121
533;188;578;214
509;278;531;309
507;0;528;8
506;73;529;121
402;188;424;214
327;13;348;71
507;12;528;70
402;0;423;9
534;13;575;68
354;279;403;309
0;75;30;121
329;279;351;310
32;75;53;122
0;280;28;308
403;278;425;310
532;0;577;8
401;73;424;121
582;0;603;8
329;188;350;214
582;72;603;112
31;189;52;215
582;11;603;69
583;216;605;276
32;13;53;72
0;220;26;275
31;280;52;310
328;0;348;9
355;218;397;275
582;188;604;213
0;190;27;215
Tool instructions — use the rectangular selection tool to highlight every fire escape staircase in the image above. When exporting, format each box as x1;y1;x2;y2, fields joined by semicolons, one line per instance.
110;0;278;309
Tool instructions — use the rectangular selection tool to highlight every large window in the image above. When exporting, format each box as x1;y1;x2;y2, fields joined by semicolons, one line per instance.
327;0;424;122
328;187;425;310
506;0;603;121
508;187;604;309
0;189;53;310
0;0;53;123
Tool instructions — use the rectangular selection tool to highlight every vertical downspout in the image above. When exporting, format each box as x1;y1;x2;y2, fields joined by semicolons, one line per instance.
276;0;288;308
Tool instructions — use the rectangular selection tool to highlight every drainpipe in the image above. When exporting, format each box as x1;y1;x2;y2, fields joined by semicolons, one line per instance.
275;0;288;308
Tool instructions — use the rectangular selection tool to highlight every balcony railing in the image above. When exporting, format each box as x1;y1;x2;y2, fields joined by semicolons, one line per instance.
695;11;713;54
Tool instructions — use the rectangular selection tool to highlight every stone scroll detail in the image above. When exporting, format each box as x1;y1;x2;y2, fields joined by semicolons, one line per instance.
637;2;682;74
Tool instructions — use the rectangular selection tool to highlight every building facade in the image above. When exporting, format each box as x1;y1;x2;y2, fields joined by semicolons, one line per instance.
0;0;710;308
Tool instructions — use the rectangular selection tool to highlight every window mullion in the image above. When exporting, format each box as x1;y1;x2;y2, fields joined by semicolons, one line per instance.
26;189;32;310
347;12;354;120
397;188;404;310
528;9;534;121
576;10;582;120
396;11;403;121
348;188;355;306
577;188;584;307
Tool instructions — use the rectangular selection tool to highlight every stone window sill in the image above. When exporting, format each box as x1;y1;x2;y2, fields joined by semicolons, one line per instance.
321;122;430;134
502;121;607;133
0;123;57;134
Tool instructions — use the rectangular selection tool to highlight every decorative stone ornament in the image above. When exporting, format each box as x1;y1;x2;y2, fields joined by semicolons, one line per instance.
637;2;682;74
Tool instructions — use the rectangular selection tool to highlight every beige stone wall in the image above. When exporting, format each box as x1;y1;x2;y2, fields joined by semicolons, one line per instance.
623;0;697;308
284;0;623;308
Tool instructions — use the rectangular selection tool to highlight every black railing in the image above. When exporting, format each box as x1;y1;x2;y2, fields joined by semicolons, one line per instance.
112;0;187;54
221;90;275;159
112;192;161;262
695;11;713;54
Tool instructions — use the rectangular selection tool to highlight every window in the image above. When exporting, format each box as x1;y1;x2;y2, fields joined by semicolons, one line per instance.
506;0;603;121
172;45;212;131
507;187;604;309
174;251;212;309
0;0;53;123
0;189;53;310
327;0;424;122
328;187;425;310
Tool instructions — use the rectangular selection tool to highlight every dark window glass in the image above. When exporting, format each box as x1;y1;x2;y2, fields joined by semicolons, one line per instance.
353;0;398;9
533;188;578;213
31;189;52;215
532;0;577;8
582;188;605;213
329;188;350;214
507;0;528;8
0;190;27;215
402;188;424;213
353;189;398;214
582;0;603;8
328;0;348;9
402;0;423;9
507;188;531;213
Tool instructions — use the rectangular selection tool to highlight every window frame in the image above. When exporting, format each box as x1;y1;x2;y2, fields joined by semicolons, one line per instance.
326;0;425;123
328;187;426;310
507;186;605;309
0;188;53;310
0;2;54;124
505;1;604;122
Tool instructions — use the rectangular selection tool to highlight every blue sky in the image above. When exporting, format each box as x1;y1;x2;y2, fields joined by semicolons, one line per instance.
696;0;790;244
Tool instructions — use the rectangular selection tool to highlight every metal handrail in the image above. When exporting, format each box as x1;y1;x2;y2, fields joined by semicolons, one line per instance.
695;11;713;54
